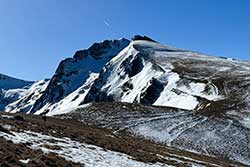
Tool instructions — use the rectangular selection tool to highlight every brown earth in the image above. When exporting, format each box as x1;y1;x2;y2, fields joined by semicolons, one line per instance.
0;139;81;167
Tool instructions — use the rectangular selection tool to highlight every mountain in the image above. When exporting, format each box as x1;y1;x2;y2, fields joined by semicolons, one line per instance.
1;35;250;166
28;35;249;117
0;73;33;90
0;74;33;110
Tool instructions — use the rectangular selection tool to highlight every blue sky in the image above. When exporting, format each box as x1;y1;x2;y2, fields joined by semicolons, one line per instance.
0;0;249;80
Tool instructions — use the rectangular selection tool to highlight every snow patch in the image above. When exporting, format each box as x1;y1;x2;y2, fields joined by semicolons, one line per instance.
1;115;14;119
240;117;250;129
19;159;30;164
2;124;13;130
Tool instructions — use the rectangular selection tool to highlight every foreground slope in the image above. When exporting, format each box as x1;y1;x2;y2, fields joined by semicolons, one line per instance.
0;112;248;167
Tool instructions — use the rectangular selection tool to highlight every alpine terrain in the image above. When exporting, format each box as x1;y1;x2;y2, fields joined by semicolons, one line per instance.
0;35;250;167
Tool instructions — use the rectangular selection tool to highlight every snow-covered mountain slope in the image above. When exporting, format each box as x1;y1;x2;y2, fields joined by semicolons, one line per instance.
34;74;97;116
0;73;34;110
4;79;49;113
0;88;27;110
82;39;249;114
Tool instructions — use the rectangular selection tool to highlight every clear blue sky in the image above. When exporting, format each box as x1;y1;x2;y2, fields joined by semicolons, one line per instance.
0;0;249;81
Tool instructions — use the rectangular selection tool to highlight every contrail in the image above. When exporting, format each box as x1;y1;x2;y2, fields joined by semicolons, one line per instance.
103;20;117;37
104;20;112;30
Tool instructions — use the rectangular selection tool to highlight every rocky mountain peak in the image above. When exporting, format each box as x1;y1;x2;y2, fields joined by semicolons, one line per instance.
73;38;130;60
131;35;158;43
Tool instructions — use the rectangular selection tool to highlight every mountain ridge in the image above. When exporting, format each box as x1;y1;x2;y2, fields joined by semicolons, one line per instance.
0;73;33;90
